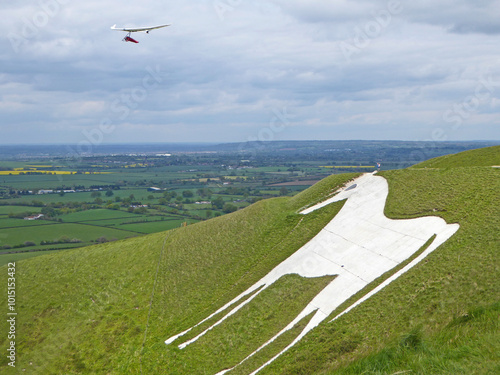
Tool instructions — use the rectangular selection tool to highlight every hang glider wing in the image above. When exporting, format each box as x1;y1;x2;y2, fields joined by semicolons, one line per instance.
111;24;170;33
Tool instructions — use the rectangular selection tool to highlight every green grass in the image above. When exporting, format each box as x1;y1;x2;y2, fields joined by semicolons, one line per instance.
0;218;54;229
334;302;499;375
413;145;500;169
117;219;196;234
0;149;498;374
0;171;152;190
1;191;98;205
230;311;317;375
0;250;63;265
79;216;150;227
0;235;164;373
0;188;151;205
0;223;140;247
260;162;499;374
0;205;200;263
152;274;335;374
0;206;42;216
61;209;139;222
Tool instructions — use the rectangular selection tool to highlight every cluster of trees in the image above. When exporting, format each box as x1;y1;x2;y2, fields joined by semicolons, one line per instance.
220;186;251;196
90;190;115;201
1;242;37;250
209;196;237;213
89;185;121;190
93;236;118;244
12;171;59;175
1;235;118;251
128;206;148;214
1;237;82;250
8;189;33;196
40;236;83;245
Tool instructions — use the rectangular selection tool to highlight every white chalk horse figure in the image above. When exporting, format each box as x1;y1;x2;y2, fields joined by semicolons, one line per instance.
165;173;459;374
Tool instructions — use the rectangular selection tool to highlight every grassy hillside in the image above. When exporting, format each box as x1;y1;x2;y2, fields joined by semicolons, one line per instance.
1;146;498;375
260;151;499;374
413;144;500;169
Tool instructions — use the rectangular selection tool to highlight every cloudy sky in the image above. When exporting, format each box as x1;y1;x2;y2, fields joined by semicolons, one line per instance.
1;0;500;145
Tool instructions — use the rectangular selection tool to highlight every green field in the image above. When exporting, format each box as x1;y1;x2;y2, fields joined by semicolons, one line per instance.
0;188;155;205
0;249;69;266
60;209;140;222
0;206;42;216
1;222;139;243
0;208;163;258
117;219;196;234
0;223;140;253
0;218;54;229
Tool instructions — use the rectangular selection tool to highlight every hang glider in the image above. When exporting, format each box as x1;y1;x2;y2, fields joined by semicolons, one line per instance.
111;24;170;43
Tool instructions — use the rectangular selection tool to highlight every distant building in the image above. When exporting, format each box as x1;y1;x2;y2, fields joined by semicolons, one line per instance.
38;189;53;194
148;187;162;192
24;214;44;221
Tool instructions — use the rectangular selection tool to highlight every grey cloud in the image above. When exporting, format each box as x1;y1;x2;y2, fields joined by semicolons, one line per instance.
385;0;500;35
273;0;500;35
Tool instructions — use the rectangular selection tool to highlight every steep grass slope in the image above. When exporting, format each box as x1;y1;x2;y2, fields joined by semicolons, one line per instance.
413;144;500;169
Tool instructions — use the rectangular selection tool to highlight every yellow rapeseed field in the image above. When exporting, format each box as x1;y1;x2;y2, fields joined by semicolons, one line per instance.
320;165;375;168
0;171;111;175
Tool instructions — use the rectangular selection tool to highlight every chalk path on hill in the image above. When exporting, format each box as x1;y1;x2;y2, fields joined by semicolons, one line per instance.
165;172;460;375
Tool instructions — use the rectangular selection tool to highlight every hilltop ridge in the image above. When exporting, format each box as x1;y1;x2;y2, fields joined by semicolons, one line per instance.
413;145;500;169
